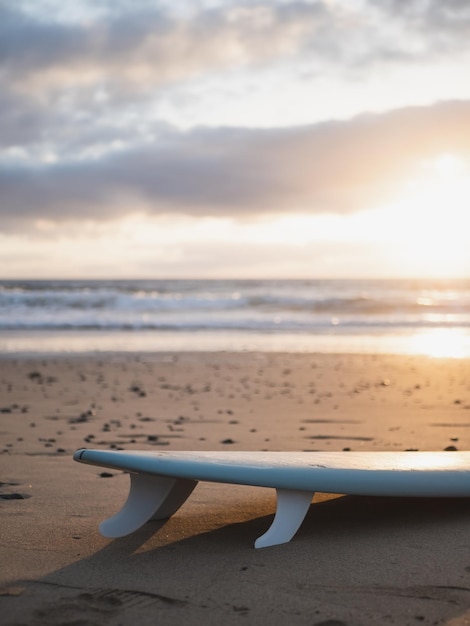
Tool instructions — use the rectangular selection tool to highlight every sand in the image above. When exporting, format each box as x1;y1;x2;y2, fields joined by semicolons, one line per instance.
1;351;470;625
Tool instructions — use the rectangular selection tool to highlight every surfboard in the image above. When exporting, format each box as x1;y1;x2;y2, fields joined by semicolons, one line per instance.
73;449;470;548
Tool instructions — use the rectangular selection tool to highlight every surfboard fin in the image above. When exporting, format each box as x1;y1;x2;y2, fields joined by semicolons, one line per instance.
99;473;197;538
254;489;314;549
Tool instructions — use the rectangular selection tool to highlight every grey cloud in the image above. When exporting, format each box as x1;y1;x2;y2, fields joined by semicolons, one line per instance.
2;0;470;157
0;1;332;153
8;0;468;98
2;100;470;229
2;0;469;104
0;87;162;157
0;2;327;90
0;91;51;146
375;0;470;49
0;2;167;73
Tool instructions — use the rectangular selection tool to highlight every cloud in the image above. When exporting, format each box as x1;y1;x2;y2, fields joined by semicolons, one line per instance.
379;0;470;39
2;1;470;234
356;0;470;63
0;2;327;93
4;0;470;98
2;100;470;231
0;1;334;154
2;0;470;156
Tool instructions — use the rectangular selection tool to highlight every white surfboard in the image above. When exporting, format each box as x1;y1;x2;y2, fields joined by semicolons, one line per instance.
73;449;470;548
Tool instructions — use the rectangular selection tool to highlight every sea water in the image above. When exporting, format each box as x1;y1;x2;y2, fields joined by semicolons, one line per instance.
1;278;469;357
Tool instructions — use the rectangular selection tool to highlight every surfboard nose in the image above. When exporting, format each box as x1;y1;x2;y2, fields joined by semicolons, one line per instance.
73;448;87;461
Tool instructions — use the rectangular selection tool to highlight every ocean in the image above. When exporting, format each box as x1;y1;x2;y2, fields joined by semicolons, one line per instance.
1;278;469;357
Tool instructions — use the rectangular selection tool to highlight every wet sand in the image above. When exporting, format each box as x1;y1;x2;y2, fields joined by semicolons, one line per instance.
1;352;470;625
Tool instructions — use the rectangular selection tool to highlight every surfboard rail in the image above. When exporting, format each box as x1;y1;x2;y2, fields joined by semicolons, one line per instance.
73;449;470;548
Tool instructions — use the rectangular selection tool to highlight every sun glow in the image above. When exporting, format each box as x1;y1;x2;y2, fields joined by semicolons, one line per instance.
408;328;470;359
375;153;470;277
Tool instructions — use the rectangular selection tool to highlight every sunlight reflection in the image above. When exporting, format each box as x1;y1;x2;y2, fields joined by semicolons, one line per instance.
1;329;469;358
407;328;470;359
395;451;464;470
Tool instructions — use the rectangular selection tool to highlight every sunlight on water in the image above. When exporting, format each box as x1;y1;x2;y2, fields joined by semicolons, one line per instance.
1;277;469;357
407;328;470;358
1;328;469;357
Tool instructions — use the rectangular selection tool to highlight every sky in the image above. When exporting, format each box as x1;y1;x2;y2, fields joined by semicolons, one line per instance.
1;0;470;279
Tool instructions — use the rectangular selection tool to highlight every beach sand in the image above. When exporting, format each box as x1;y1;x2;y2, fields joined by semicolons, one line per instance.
1;352;470;625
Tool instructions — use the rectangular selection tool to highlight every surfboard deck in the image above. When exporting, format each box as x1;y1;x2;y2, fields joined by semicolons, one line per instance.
73;449;470;548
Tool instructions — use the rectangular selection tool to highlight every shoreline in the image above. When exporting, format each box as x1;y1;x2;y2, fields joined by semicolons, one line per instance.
1;326;470;358
1;351;470;625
